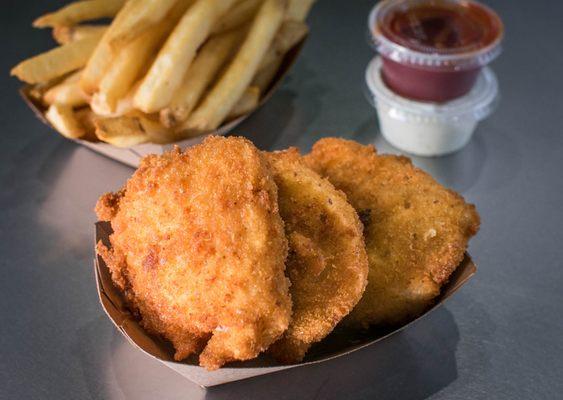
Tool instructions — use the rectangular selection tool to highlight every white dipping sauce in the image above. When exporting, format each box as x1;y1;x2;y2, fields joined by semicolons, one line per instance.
365;57;498;157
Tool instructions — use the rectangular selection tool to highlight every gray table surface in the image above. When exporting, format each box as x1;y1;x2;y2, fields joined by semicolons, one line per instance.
2;0;562;399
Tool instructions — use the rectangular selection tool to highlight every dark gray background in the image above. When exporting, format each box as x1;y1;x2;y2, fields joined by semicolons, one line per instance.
2;0;562;399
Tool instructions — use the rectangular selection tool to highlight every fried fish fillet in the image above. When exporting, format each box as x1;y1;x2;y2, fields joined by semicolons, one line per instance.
305;138;480;327
265;149;368;362
95;136;292;370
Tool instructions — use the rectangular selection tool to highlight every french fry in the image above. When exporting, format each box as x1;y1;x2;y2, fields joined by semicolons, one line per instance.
91;79;139;117
107;0;179;47
26;75;68;103
258;20;307;69
43;70;89;107
227;86;260;119
11;31;105;84
134;0;237;113
94;115;150;147
252;57;282;92
28;85;48;103
79;40;110;94
92;1;193;100
251;20;307;92
80;0;139;94
185;0;285;130
175;87;259;139
17;0;309;147
52;25;108;45
33;0;125;28
160;27;246;128
137;115;179;144
212;0;262;34
95;112;177;146
75;107;99;141
80;0;190;93
90;91;136;118
45;104;85;139
286;0;316;21
97;21;173;112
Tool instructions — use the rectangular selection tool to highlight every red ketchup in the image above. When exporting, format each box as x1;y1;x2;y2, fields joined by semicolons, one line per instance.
369;0;503;102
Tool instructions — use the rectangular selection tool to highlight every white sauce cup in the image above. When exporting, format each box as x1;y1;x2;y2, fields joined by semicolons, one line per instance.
365;57;498;156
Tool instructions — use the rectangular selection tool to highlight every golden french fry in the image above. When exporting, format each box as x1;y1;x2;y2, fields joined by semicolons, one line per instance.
33;0;125;28
93;2;192;110
252;56;282;92
11;31;105;84
258;20;307;69
75;107;99;141
286;0;316;21
45;104;85;139
95;111;178;146
160;27;246;128
94;115;150;147
227;86;260;119
90;92;135;117
186;0;285;130
137;115;179;144
97;21;173;112
80;0;139;94
43;70;89;106
174;86;259;139
28;85;47;103
91;80;139;117
26;75;67;103
174;127;207;140
79;41;110;93
134;0;237;113
52;24;108;45
212;0;262;34
251;20;307;92
107;0;179;47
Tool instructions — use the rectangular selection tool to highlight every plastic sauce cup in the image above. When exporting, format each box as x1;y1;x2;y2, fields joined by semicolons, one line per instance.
368;0;503;102
365;57;498;156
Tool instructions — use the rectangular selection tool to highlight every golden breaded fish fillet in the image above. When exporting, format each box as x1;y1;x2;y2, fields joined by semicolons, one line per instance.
95;136;292;370
305;138;480;327
265;149;368;362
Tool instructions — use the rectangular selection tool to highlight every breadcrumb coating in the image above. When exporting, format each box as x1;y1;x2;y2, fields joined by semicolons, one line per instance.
305;138;480;327
96;136;292;370
265;149;368;362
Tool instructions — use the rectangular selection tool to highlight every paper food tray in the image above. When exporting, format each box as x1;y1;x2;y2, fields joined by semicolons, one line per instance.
94;221;477;388
20;38;306;168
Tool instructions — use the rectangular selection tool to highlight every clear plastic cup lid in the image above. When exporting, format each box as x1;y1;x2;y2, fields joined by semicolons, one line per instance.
365;56;499;122
368;0;504;70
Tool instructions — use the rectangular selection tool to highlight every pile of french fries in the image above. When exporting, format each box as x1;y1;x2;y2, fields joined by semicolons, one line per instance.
11;0;314;147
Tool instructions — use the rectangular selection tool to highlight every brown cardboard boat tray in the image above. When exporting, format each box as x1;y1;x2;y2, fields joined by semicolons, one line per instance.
94;221;477;388
20;38;306;168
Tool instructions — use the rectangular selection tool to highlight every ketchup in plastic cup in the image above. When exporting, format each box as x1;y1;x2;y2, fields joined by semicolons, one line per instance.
368;0;503;102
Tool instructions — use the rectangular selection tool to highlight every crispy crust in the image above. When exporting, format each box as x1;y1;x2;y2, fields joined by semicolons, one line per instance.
95;190;124;221
95;136;292;370
265;149;368;362
305;138;480;327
